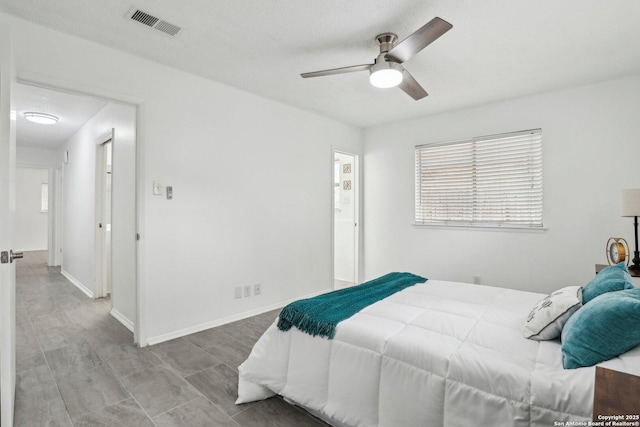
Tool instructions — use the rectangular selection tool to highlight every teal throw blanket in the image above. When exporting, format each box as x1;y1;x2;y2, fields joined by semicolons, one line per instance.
277;272;427;339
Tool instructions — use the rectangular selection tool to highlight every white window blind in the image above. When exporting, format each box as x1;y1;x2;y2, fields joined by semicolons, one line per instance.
415;129;543;228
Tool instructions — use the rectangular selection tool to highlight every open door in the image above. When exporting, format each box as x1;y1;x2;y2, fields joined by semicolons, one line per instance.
95;132;113;299
333;151;359;289
0;24;17;427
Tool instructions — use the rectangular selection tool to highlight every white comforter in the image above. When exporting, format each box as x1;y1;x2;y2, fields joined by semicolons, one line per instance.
237;280;640;426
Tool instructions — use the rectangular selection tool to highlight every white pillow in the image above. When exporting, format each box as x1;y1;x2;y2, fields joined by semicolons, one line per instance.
523;286;582;341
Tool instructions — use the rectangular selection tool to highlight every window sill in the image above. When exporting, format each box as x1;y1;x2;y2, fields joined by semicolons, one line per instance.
413;223;547;233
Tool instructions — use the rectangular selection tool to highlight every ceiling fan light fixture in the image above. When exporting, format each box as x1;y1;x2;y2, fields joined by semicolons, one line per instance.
369;60;403;88
24;112;59;125
301;17;451;100
370;68;403;88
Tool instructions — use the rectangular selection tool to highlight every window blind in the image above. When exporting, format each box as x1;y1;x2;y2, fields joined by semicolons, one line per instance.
415;129;543;228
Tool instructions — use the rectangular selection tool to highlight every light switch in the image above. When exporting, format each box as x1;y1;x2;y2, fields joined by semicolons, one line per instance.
166;186;173;200
153;181;162;195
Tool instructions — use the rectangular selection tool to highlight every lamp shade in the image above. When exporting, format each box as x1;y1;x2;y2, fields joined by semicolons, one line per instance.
621;189;640;217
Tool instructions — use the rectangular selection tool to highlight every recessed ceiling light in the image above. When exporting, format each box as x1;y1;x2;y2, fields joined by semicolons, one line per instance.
24;112;59;125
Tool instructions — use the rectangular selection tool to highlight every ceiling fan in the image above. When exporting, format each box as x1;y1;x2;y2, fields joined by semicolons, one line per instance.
301;17;452;100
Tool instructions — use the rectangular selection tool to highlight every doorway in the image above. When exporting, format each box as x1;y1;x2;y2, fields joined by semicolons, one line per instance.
95;135;113;298
14;82;138;338
333;151;359;289
14;166;49;253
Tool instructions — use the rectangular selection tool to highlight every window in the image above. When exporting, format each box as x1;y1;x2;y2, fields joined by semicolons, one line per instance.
40;182;49;213
415;129;543;228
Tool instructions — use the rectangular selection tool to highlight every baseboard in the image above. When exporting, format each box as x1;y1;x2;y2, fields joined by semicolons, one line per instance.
60;269;94;298
146;287;332;346
110;308;134;332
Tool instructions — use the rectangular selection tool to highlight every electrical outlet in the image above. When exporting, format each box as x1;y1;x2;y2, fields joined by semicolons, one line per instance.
234;287;242;299
254;283;261;295
244;285;251;297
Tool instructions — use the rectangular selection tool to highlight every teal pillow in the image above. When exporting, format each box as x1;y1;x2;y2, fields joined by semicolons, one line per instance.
581;262;634;304
562;288;640;369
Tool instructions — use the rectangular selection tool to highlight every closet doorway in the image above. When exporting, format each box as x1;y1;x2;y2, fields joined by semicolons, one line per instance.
333;151;359;289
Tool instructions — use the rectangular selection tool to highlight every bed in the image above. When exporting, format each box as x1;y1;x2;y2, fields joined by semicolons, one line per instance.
236;279;640;426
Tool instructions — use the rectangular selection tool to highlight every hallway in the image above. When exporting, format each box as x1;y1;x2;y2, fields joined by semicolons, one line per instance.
15;250;132;425
14;251;326;426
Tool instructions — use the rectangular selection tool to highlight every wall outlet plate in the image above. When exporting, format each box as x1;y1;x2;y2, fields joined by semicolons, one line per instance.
234;287;242;299
254;283;261;295
244;285;251;297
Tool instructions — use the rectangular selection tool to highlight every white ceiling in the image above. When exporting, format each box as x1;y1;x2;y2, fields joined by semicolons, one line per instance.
3;1;640;128
15;83;108;149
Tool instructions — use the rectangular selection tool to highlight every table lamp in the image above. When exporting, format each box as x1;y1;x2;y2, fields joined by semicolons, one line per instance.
621;189;640;271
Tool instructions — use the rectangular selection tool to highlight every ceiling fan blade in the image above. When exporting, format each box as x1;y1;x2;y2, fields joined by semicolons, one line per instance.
301;64;372;78
385;17;452;63
398;69;428;100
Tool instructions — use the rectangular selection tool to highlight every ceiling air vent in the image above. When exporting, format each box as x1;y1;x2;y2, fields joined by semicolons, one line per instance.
127;7;182;37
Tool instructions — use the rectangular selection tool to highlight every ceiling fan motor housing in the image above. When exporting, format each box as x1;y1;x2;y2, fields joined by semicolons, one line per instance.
371;56;403;74
376;33;398;54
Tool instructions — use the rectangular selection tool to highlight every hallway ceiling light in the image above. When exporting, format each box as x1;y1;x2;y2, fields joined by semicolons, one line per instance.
24;112;59;125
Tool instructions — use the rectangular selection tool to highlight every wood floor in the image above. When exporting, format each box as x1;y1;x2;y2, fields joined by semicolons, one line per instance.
15;251;328;426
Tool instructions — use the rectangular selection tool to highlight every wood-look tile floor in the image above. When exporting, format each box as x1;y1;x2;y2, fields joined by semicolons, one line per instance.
15;251;329;426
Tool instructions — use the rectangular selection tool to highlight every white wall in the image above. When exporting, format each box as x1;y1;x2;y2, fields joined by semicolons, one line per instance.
364;74;640;294
58;108;100;295
14;167;48;251
16;146;55;167
109;109;136;329
0;12;363;344
141;80;361;342
58;103;136;330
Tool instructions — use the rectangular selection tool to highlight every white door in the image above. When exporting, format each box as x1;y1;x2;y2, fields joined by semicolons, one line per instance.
95;135;113;298
53;167;63;266
333;151;359;289
0;25;17;427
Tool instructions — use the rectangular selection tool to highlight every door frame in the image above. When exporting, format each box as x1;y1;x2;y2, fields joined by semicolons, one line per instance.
13;164;55;255
331;149;360;288
18;77;143;345
54;166;63;266
95;131;114;299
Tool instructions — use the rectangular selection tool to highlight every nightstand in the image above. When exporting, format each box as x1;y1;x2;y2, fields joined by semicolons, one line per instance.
595;264;640;286
593;366;640;420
